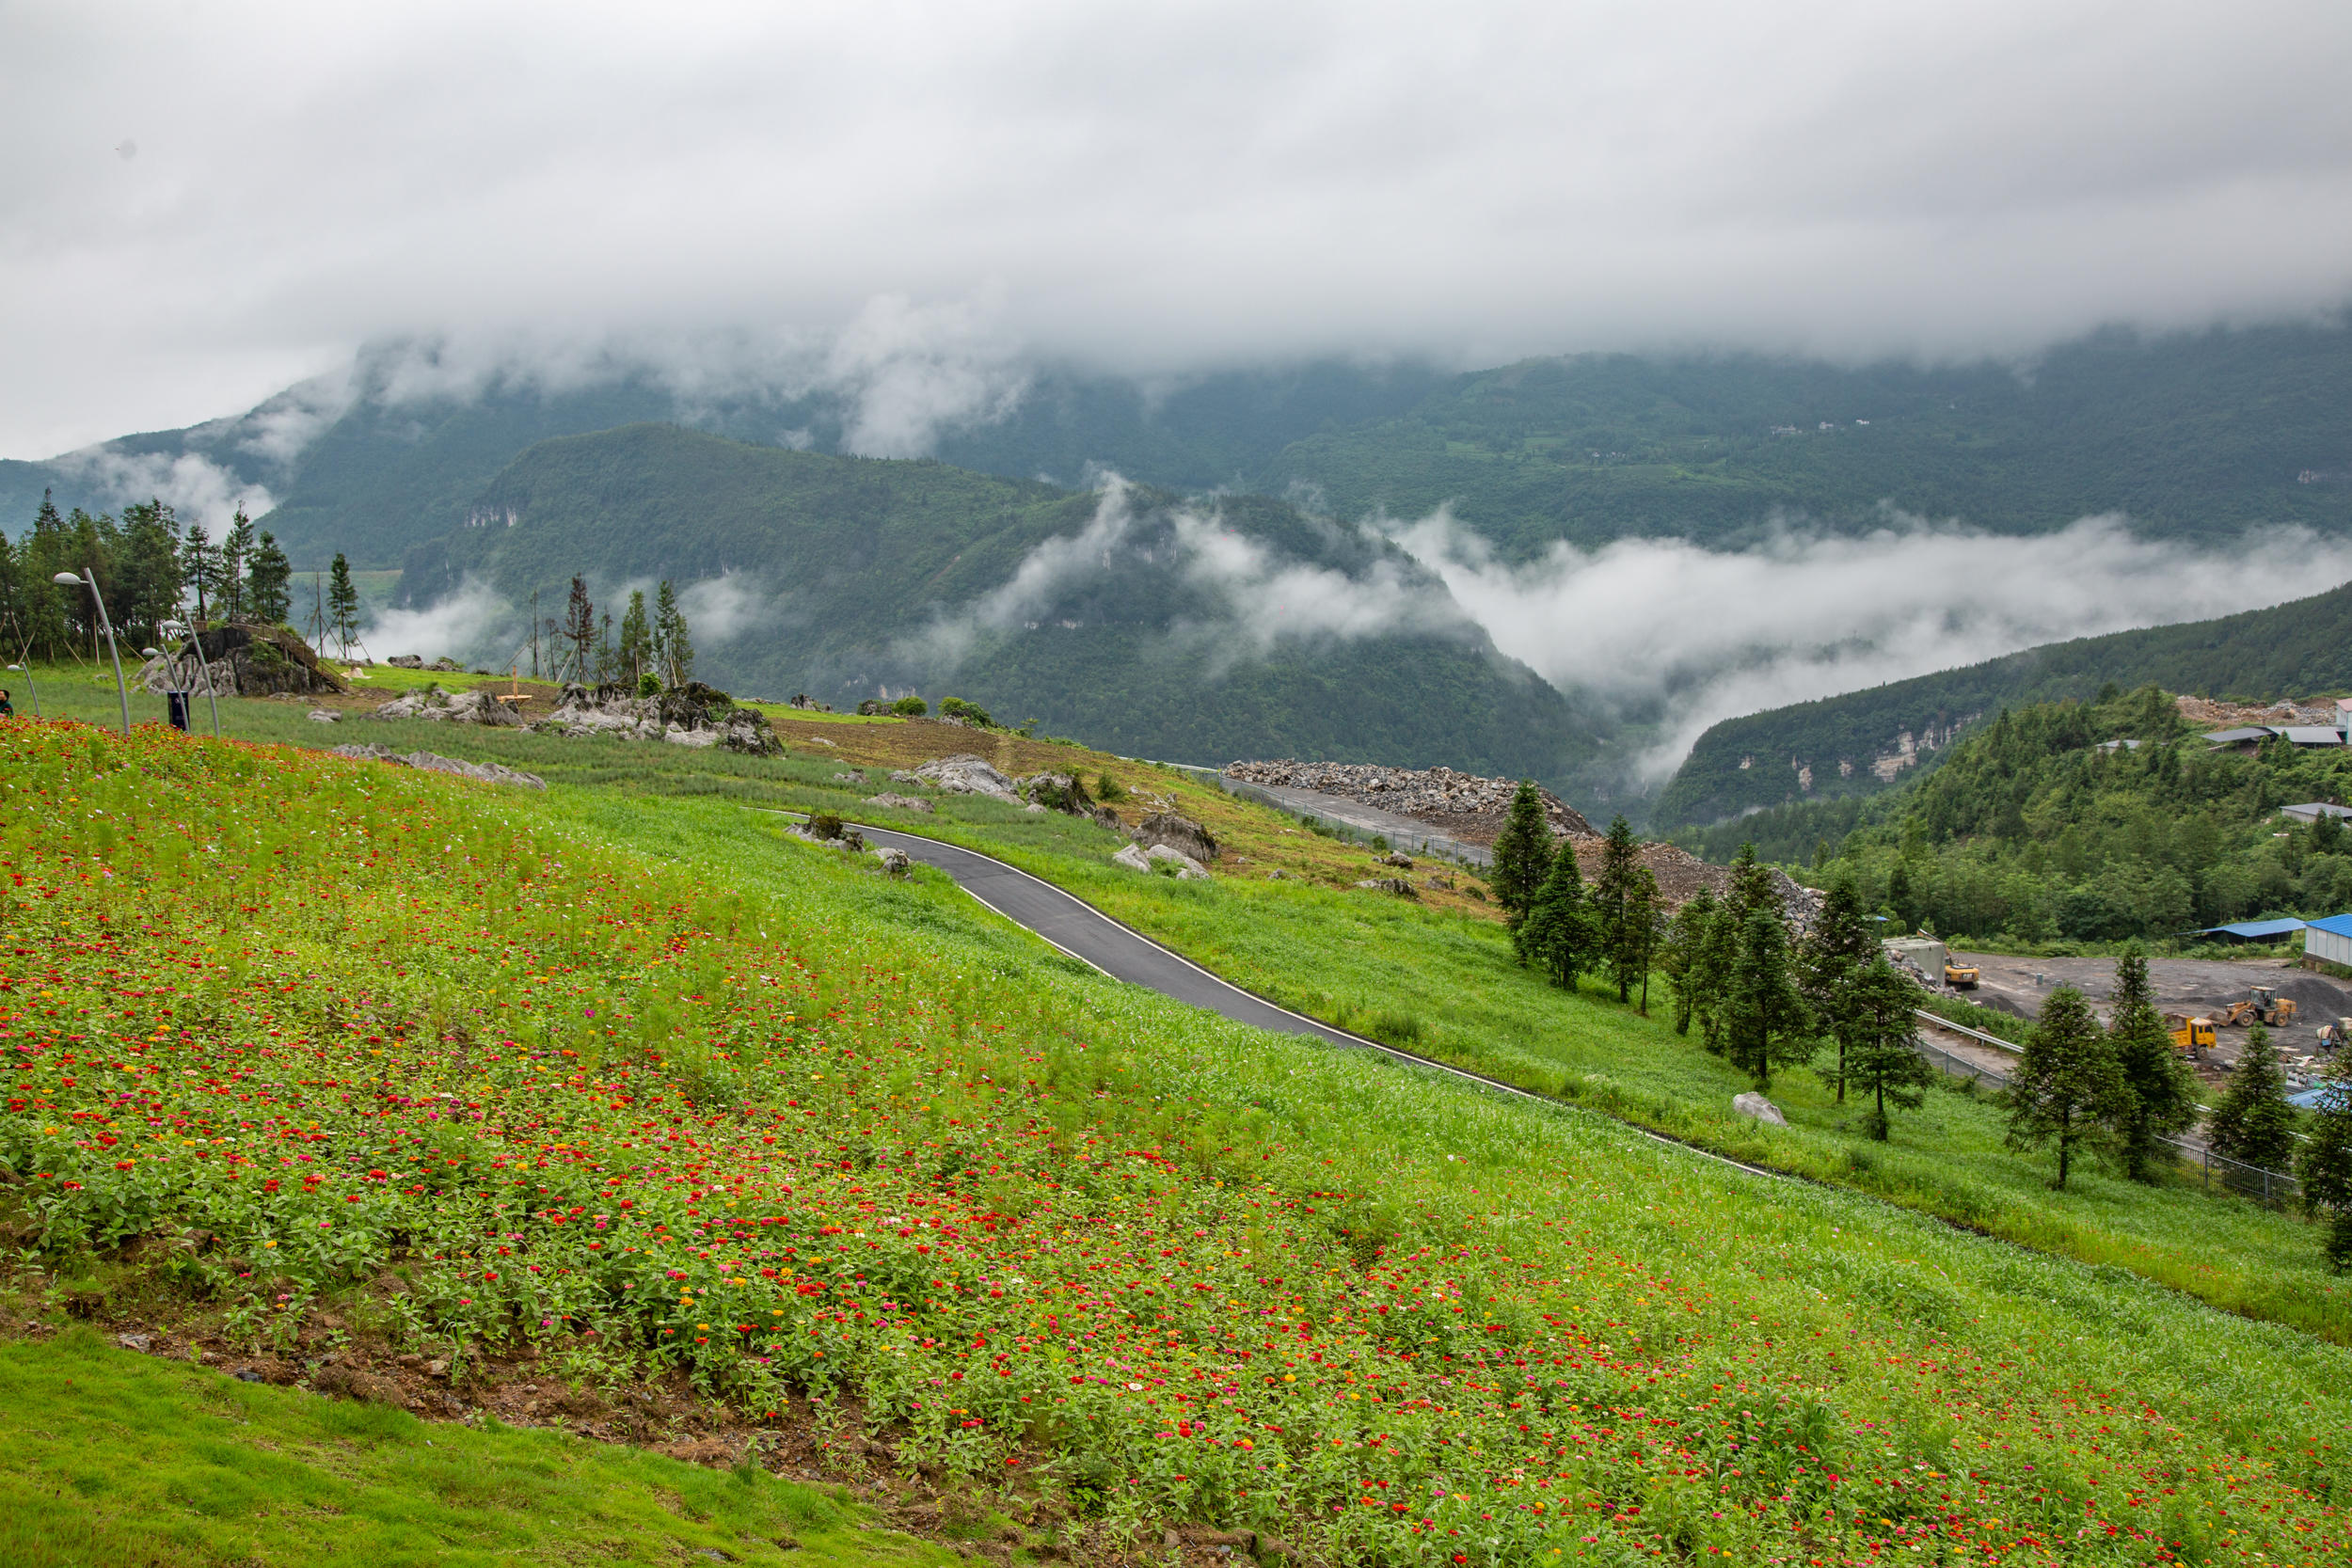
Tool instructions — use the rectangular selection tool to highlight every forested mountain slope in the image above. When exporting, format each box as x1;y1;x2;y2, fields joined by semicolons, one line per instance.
8;317;2349;573
1697;684;2352;943
1658;578;2352;828
405;423;1601;781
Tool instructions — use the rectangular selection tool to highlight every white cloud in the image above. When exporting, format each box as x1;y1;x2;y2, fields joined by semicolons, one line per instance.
359;578;512;663
51;449;275;533
676;572;769;642
1383;511;2352;780
6;1;2349;455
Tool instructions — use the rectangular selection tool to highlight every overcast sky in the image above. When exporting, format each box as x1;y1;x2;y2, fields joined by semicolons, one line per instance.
7;0;2351;458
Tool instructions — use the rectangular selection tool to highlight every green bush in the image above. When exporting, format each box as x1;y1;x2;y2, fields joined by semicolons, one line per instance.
939;695;992;727
891;696;928;717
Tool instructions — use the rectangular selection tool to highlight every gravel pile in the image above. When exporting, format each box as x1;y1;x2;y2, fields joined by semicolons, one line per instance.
1225;760;1595;843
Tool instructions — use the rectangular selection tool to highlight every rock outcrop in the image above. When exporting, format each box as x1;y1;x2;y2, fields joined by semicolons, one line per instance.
329;743;545;790
898;754;1021;802
1134;812;1217;863
528;681;782;754
867;793;934;814
373;684;524;726
137;624;345;699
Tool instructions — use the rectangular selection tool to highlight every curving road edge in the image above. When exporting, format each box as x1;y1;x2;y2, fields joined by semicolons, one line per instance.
768;811;1785;1184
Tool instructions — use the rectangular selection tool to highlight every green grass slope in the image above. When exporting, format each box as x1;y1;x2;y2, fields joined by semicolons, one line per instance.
1657;579;2352;828
5;710;2351;1566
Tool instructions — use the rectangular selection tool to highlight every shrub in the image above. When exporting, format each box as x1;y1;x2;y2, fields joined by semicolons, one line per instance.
807;813;843;841
891;696;928;717
1094;772;1128;803
938;696;992;727
638;673;660;697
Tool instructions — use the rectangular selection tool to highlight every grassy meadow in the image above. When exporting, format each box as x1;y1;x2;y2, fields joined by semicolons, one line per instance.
0;707;2347;1564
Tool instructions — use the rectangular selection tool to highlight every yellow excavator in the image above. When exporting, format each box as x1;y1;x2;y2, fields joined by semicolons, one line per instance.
1944;958;1979;990
2166;1012;2217;1054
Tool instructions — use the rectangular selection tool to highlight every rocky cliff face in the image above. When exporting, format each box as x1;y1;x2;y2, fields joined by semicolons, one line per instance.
138;624;346;699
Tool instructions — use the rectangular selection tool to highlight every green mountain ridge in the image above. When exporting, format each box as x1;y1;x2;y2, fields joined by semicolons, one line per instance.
1660;579;2352;830
408;422;1603;784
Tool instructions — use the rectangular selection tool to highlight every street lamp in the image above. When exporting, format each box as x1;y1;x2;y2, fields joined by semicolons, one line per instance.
159;620;221;737
52;570;129;736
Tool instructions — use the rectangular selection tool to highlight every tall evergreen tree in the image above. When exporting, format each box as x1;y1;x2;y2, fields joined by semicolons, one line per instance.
618;589;654;687
1798;875;1879;1102
1593;814;1645;1002
2297;1070;2352;1272
652;579;693;687
594;609;618;684
1516;841;1595;989
1659;886;1714;1037
560;577;596;681
1847;957;1938;1140
181;518;220;625
219;510;255;621
1625;865;1661;1016
1724;904;1811;1093
246;532;293;626
1487;781;1555;928
2106;946;2201;1181
2007;986;2126;1189
326;554;361;656
117;499;183;644
2207;1023;2297;1175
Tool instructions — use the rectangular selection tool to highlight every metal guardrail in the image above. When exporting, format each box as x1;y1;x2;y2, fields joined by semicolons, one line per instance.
1912;1007;2024;1054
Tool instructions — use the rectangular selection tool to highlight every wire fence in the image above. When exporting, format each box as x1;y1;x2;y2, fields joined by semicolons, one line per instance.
1903;1010;2308;1203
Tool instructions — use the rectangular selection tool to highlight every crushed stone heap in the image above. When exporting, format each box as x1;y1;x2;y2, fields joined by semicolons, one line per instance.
1224;760;1595;843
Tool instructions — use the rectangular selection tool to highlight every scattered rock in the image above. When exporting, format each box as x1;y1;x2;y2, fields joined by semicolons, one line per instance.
384;653;424;669
307;708;340;723
1017;772;1096;815
867;793;934;814
663;724;721;749
872;847;913;877
1263;868;1293;879
329;743;546;790
1354;878;1418;897
532;681;782;754
1145;844;1210;879
372;684;522;726
232;1367;265;1384
831;771;866;783
1111;844;1153;872
908;754;1020;802
1378;851;1415;868
1229;759;1593;841
115;1332;152;1353
1732;1092;1786;1127
1134;811;1218;863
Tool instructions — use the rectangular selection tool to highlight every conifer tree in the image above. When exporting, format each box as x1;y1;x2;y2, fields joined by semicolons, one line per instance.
246;532;292;626
182;518;219;625
2106;946;2201;1181
618;590;653;688
219;510;255;621
2007;987;2126;1189
1516;840;1595;989
326;553;360;656
1659;887;1714;1037
1798;875;1879;1102
560;577;596;681
1847;957;1938;1140
1487;781;1553;927
1593;814;1645;1002
594;610;618;684
2297;1070;2352;1272
1625;864;1661;1015
2207;1023;2297;1175
1724;904;1811;1093
652;580;694;687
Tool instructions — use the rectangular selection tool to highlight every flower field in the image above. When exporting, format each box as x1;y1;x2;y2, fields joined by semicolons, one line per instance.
2;718;2347;1566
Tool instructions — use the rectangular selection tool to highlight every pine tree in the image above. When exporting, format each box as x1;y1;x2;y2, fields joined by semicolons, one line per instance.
246;532;293;625
181;518;219;625
2297;1071;2352;1272
1798;875;1879;1102
653;580;693;687
618;590;653;688
326;554;360;656
2107;946;2201;1181
2207;1023;2297;1175
118;499;183;644
1626;865;1661;1016
1516;841;1595;989
561;577;596;681
1724;904;1812;1093
1847;957;1938;1140
594;610;617;684
2007;987;2126;1189
219;510;255;621
1659;887;1715;1037
1488;781;1554;928
1593;815;1645;1002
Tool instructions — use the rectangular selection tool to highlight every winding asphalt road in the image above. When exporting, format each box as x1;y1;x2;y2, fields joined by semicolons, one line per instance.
784;814;1785;1183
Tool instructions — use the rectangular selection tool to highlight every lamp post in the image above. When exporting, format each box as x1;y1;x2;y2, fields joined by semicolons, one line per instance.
162;619;221;736
52;570;129;736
